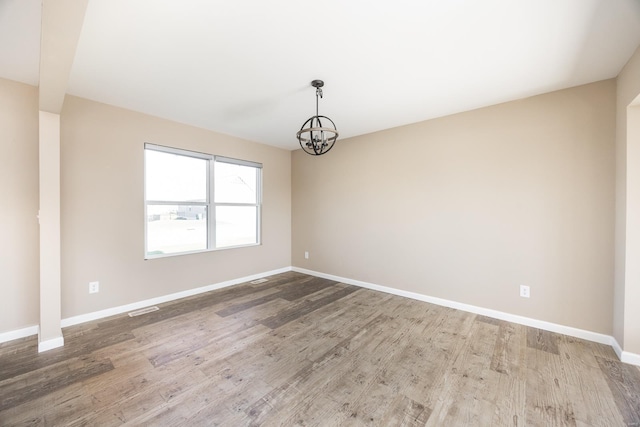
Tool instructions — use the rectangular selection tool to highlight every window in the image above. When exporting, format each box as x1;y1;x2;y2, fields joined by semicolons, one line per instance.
144;144;261;258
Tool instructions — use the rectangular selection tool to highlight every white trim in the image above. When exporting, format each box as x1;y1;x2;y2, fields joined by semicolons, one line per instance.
38;335;64;353
612;338;640;366
611;337;640;366
145;142;213;160
215;155;262;169
4;266;639;367
61;267;291;328
611;337;624;359
295;268;640;366
0;325;39;344
292;267;625;352
621;351;640;366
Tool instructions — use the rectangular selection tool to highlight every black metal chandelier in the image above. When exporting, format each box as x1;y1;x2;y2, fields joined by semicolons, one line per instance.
296;80;339;156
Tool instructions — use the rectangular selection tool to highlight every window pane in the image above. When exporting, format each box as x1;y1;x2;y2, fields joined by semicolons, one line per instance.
146;150;207;202
215;162;257;204
147;204;207;255
216;206;257;248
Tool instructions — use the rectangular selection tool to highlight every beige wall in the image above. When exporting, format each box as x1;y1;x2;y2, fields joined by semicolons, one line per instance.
60;96;291;318
292;80;616;334
0;78;40;333
0;73;626;345
615;45;640;352
38;111;63;345
626;104;640;354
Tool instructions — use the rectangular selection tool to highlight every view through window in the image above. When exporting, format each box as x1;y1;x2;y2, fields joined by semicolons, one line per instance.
144;144;261;257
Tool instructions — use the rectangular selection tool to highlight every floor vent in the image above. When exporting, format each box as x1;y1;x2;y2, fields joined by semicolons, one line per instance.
128;306;159;317
250;278;269;284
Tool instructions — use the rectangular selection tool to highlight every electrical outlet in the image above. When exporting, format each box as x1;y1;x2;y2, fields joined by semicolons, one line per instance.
89;281;100;294
304;251;309;259
520;285;530;298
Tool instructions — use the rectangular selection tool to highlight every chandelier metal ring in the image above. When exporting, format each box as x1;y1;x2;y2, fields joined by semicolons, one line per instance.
297;80;339;156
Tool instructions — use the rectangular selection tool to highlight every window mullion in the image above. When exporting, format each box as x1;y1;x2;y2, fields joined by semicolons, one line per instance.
258;168;262;243
209;158;215;249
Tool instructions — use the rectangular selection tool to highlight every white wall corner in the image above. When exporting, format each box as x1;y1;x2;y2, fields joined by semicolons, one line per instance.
621;350;640;366
38;335;64;353
612;337;640;366
611;336;623;360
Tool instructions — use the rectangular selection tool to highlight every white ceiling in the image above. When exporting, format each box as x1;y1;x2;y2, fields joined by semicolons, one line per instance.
2;0;640;150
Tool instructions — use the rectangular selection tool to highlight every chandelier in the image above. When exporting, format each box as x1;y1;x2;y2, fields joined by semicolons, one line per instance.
296;80;339;156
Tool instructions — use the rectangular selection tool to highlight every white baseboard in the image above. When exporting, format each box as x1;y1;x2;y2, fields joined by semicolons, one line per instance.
0;267;292;345
611;336;623;359
0;325;39;344
621;351;640;366
611;338;640;366
61;266;292;328
4;266;639;367
38;335;64;352
293;267;640;366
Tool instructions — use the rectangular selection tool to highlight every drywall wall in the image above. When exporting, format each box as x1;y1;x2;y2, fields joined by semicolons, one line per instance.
0;78;40;334
626;103;640;356
292;79;616;334
60;96;291;318
38;111;63;348
615;44;640;353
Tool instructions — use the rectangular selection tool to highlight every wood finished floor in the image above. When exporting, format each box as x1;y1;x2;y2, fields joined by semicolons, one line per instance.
1;271;639;426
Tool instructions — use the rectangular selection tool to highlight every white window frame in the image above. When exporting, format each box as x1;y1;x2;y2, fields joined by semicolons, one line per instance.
213;155;263;250
144;143;262;259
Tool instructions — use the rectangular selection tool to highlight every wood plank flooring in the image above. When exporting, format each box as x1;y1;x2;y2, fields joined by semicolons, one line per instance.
1;271;639;426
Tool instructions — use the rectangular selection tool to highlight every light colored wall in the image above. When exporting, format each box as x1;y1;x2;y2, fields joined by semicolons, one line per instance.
626;103;640;354
38;111;63;345
0;74;624;343
292;80;616;334
614;44;640;351
0;78;40;333
60;96;291;318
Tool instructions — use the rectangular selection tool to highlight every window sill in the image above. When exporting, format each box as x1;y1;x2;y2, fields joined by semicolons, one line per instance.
144;242;261;260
